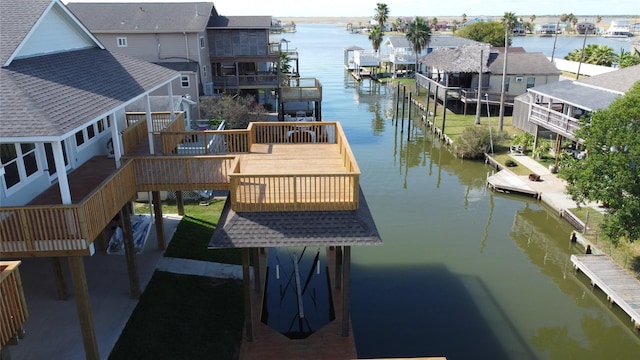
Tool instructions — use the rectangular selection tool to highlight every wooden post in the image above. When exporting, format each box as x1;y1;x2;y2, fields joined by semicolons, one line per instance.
152;191;165;250
341;246;351;337
242;248;253;341
442;89;448;133
335;246;342;290
407;92;412;139
68;256;99;360
52;257;68;300
395;85;401;123
425;81;432;122
175;191;184;216
120;206;140;299
433;86;439;121
253;248;261;293
401;86;406;129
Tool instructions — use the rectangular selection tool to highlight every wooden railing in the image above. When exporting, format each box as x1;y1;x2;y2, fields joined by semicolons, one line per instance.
250;122;336;145
0;161;137;257
1;261;28;348
161;130;249;155
280;78;322;102
121;118;148;154
529;103;580;139
133;156;235;192
126;112;179;132
229;122;360;212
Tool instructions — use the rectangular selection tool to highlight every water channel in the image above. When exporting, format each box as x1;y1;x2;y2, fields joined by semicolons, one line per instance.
280;24;639;359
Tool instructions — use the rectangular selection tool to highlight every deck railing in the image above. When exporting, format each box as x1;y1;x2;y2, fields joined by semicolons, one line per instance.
529;103;580;139
133;156;235;192
126;112;180;132
229;122;359;212
280;78;322;102
0;161;137;257
121;118;148;154
161;130;249;155
1;261;28;348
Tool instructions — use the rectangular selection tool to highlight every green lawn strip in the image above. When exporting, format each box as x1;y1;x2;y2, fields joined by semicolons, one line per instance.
490;153;534;175
135;199;242;264
109;272;243;360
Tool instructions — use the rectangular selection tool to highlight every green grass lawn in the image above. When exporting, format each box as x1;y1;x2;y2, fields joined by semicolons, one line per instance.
135;199;242;264
110;198;244;359
109;272;243;360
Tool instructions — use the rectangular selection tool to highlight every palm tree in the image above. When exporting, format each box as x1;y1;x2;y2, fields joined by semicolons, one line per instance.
462;13;467;24
498;11;517;131
374;3;390;32
530;14;536;24
405;17;431;78
368;25;384;52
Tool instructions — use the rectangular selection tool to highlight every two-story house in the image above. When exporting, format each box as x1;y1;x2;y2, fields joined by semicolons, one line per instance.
1;1;377;358
416;44;561;125
67;1;216;123
513;64;640;149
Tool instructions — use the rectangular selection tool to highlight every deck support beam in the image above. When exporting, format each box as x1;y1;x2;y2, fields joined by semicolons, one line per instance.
52;257;68;300
120;204;140;299
341;246;351;337
152;191;165;250
68;256;99;360
176;191;184;216
242;248;254;341
253;248;261;293
335;246;342;290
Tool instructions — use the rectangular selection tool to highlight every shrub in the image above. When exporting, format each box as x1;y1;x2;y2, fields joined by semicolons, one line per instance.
453;126;492;159
199;94;268;129
505;159;518;167
512;132;534;150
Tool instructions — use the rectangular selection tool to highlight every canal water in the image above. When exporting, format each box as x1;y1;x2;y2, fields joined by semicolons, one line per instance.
280;24;640;359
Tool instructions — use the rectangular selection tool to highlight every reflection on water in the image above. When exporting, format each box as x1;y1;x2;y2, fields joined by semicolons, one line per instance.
261;247;334;339
284;23;640;358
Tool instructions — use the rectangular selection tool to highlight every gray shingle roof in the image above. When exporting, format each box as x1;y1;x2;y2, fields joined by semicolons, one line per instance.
0;0;50;65
528;80;623;111
67;2;216;33
209;188;382;248
1;48;179;139
486;52;561;76
577;64;640;93
207;16;272;29
385;35;481;50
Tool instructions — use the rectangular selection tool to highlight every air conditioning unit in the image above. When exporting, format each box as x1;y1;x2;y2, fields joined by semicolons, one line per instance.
515;76;524;83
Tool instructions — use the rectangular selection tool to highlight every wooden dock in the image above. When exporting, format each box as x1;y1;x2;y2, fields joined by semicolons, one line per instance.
571;254;640;330
486;170;539;198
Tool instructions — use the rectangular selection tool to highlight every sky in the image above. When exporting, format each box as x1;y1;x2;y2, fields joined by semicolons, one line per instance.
62;0;639;18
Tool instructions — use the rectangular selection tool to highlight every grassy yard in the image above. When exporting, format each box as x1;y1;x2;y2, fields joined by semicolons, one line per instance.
110;199;244;359
134;199;242;264
109;272;243;360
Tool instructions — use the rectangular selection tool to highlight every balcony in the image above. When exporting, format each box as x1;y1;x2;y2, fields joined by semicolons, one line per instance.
0;117;359;257
280;78;322;103
1;261;28;348
528;103;580;139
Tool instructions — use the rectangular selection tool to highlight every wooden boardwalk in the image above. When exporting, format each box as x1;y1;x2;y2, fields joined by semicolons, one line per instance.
486;170;540;198
571;254;640;330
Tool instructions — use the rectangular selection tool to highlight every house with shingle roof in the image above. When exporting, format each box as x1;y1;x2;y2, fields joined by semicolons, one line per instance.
512;65;640;146
1;0;181;358
1;2;379;358
416;44;560;120
67;1;218;121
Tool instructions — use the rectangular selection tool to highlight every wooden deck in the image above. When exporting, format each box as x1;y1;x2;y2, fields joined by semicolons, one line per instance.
241;143;345;173
571;254;640;330
486;170;540;198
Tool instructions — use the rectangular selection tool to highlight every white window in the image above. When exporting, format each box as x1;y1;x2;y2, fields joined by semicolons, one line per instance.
526;77;535;89
117;37;127;47
1;143;39;190
199;36;205;49
181;75;190;88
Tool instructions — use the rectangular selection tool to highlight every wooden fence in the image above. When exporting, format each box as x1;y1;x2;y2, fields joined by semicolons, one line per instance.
1;261;28;348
